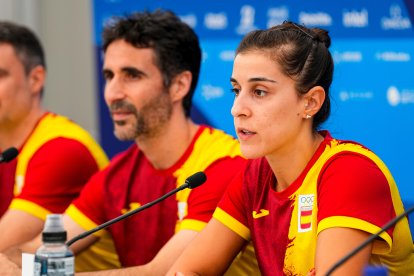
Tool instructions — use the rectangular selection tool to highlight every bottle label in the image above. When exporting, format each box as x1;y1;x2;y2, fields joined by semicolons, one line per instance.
34;256;74;276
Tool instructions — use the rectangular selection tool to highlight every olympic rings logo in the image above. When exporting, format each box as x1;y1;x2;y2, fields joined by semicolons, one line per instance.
299;195;315;205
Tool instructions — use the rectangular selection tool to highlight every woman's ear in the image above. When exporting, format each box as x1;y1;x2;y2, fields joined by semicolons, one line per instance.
169;70;192;103
28;65;46;96
303;86;326;119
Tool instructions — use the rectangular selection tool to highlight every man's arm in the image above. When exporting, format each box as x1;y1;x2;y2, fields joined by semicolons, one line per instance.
0;210;43;252
167;218;245;276
62;214;99;254
0;253;21;275
80;229;199;276
1;214;99;268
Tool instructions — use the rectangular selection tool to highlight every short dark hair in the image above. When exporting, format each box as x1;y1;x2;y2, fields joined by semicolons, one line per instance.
102;10;202;117
0;21;46;74
236;21;334;130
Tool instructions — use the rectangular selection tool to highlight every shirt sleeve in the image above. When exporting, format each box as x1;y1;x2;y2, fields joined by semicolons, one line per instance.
180;156;246;231
67;168;108;231
213;170;251;240
317;152;396;240
11;138;101;219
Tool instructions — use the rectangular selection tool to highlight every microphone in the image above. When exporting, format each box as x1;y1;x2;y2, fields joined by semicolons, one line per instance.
66;171;207;247
0;147;18;163
326;204;414;275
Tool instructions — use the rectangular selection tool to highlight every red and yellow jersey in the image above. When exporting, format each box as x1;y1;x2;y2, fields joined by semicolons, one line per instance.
68;126;258;273
215;131;414;276
12;113;108;217
0;112;109;217
0;112;120;271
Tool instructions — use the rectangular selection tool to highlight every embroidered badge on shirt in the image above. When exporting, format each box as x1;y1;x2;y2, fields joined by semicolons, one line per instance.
14;175;24;195
178;201;187;220
298;194;315;232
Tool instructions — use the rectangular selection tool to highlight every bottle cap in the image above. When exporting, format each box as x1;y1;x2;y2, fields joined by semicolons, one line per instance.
42;214;67;243
363;265;388;276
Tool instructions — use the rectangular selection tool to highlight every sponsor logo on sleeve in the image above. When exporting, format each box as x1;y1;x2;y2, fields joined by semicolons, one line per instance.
252;209;270;219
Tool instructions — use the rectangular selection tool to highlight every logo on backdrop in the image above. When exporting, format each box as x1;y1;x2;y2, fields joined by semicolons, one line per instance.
179;14;198;28
342;8;368;28
381;4;412;30
204;12;228;30
267;6;289;28
202;85;225;101
338;90;373;102
333;51;363;63
387;86;414;106
375;51;411;62
298;11;332;27
236;5;257;35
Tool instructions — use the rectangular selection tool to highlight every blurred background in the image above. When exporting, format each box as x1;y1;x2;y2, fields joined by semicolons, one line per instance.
1;0;413;230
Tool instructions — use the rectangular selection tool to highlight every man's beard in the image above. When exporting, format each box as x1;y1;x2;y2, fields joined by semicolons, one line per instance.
109;91;173;141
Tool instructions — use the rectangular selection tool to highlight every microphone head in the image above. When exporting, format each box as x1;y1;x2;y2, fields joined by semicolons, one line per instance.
0;147;18;163
185;172;207;189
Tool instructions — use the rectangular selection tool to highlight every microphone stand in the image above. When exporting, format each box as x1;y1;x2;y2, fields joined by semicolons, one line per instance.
66;183;189;247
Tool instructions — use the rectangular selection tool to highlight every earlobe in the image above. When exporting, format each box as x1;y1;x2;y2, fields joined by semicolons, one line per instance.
170;71;192;102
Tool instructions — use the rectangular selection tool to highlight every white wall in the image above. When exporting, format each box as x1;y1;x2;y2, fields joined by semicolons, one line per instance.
0;0;99;140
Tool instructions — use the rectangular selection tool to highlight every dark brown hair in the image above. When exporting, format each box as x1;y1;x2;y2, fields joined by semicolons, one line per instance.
102;10;201;117
236;21;334;129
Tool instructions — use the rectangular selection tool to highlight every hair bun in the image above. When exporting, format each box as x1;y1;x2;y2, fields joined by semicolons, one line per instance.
311;28;331;48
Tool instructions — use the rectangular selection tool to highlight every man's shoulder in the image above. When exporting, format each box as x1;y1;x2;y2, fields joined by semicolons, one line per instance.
27;112;109;168
31;112;101;146
195;126;240;154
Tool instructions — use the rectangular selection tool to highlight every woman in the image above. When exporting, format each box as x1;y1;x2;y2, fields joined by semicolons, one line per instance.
167;21;414;275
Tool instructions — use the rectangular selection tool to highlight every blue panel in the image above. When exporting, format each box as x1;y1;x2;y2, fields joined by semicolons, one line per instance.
92;1;414;212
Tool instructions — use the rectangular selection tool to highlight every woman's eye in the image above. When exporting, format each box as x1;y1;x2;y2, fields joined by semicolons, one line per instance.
230;88;240;96
254;90;267;97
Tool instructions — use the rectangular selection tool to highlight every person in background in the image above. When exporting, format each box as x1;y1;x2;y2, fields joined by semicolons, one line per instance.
0;21;120;271
0;10;259;275
167;21;414;276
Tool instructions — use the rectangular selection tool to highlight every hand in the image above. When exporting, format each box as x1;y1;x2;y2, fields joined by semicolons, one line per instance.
307;267;316;276
0;253;21;275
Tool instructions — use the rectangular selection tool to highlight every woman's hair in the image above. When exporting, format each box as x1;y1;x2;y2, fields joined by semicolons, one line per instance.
236;21;334;129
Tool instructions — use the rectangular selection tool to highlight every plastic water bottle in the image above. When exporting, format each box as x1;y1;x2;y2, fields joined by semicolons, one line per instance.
34;214;74;276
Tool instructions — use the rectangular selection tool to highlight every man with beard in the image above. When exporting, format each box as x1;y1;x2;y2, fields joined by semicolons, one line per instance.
1;10;258;275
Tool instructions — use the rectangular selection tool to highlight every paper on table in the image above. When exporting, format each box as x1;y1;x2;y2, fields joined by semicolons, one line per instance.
22;253;34;276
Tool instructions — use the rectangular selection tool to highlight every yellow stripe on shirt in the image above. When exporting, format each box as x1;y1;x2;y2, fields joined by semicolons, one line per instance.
214;207;250;240
9;199;50;220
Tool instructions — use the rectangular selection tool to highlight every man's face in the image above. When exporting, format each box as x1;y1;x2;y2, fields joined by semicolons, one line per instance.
103;39;173;141
0;43;34;128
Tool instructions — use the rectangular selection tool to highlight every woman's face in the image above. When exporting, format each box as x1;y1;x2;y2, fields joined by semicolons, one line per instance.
230;51;308;159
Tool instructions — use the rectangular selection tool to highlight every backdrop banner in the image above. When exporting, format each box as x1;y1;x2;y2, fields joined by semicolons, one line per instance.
92;0;414;231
